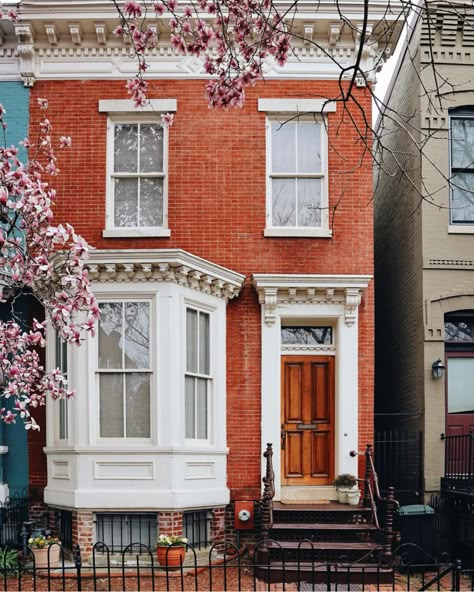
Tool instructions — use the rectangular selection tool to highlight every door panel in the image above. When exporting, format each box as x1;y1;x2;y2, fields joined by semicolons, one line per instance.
281;355;335;486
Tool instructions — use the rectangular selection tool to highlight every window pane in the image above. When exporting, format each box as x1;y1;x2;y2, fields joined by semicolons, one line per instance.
451;172;474;222
196;378;208;439
59;399;68;440
445;320;474;342
186;309;198;373
125;374;150;437
272;178;296;226
114;124;138;173
124;302;150;369
297;178;322;226
185;376;195;438
100;374;124;437
447;358;474;413
140;178;163;227
451;118;474;170
297;123;322;173
199;312;210;375
98;303;123;369
271;122;296;173
281;327;332;345
139;124;163;173
114;178;138;227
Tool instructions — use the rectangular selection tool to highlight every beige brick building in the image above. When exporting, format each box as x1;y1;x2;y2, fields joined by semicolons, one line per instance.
374;3;474;500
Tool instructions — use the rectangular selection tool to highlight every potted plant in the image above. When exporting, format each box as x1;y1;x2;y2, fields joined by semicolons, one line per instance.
156;534;188;568
334;474;360;505
28;535;62;568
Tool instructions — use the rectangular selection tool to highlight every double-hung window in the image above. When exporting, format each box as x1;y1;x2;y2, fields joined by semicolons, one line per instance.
185;308;211;440
97;301;152;439
450;108;474;224
109;120;166;229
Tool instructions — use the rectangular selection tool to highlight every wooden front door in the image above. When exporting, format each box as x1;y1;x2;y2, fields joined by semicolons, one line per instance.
281;355;335;486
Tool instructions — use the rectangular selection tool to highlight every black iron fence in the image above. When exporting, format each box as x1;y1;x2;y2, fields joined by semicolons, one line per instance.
0;494;29;547
0;540;473;591
441;432;474;490
374;429;423;505
431;493;474;568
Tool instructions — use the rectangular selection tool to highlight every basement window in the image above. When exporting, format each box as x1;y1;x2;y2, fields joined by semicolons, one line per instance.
94;513;157;553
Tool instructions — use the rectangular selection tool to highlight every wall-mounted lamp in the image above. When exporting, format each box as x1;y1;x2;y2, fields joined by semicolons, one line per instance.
432;358;445;379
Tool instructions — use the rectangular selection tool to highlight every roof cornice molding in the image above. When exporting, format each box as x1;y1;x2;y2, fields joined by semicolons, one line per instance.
252;273;372;327
85;249;245;301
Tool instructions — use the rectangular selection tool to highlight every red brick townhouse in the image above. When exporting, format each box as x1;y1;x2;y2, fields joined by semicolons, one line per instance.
9;0;401;552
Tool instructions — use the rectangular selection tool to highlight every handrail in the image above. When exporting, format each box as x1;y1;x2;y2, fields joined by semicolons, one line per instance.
350;444;398;566
260;443;275;549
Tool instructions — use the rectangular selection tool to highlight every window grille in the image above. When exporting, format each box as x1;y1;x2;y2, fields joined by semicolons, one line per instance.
183;510;211;549
95;513;157;553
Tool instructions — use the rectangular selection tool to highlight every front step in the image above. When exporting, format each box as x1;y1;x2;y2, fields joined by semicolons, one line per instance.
259;502;385;584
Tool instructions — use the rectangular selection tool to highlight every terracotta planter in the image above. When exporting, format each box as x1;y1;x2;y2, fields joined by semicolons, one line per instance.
31;545;61;568
157;545;186;568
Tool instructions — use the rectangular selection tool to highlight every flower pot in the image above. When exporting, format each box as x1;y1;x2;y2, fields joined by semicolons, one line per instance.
347;489;361;506
157;545;186;568
32;545;61;568
336;486;359;504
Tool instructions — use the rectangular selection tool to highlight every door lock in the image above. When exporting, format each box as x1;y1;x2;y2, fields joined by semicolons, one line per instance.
281;424;286;450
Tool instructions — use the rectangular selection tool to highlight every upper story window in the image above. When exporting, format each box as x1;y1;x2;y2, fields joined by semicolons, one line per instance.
97;301;152;439
108;120;167;230
266;117;328;234
99;99;176;238
450;108;474;225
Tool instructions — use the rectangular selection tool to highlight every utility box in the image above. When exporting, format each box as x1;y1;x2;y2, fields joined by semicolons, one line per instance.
234;501;255;530
397;504;435;565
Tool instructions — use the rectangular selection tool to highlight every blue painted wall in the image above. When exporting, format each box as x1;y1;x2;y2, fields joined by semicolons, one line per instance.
0;82;30;495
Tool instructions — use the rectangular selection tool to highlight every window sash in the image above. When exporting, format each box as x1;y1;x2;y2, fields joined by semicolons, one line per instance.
450;115;474;224
55;333;68;441
97;301;152;439
268;118;326;229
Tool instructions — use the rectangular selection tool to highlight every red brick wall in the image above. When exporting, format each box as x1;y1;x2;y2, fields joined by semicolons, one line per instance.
30;78;374;499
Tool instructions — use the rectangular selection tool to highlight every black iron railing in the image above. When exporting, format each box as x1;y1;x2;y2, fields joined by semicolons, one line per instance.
0;540;471;591
441;432;474;489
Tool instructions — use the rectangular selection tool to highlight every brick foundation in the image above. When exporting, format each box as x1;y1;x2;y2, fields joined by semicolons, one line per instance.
158;511;183;537
72;511;94;558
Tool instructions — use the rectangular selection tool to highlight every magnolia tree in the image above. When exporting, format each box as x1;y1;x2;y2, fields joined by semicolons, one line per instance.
0;98;99;430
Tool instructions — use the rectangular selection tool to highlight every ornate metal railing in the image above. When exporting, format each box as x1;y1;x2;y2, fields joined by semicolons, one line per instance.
441;432;474;490
259;443;275;550
351;443;398;565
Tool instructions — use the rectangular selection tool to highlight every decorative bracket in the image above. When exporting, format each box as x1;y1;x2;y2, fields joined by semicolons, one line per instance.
259;288;278;327
344;288;362;327
14;24;35;87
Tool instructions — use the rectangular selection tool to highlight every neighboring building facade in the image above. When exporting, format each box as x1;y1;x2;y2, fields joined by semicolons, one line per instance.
0;17;32;499
5;0;399;551
374;3;474;500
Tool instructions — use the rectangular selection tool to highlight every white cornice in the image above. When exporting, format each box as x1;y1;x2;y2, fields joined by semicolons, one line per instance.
85;249;245;301
252;274;372;327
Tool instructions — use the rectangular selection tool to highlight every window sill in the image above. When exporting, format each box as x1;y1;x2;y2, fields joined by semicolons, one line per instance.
448;225;474;234
264;228;333;238
102;228;171;238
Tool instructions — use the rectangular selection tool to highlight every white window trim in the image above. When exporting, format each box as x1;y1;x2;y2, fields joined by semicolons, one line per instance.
449;109;474;226
101;100;177;238
183;297;216;446
264;114;331;237
95;294;157;446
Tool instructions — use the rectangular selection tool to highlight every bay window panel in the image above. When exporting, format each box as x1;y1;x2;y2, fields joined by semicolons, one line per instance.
196;378;208;439
114;178;138;227
114;124;138;173
297;124;322;173
298;178;322;226
271;123;296;173
125;374;150;438
272;179;296;226
199;312;210;375
140;178;164;227
100;374;124;437
98;303;123;369
124;302;150;369
186;309;198;373
451;119;474;169
185;376;195;439
139;124;163;173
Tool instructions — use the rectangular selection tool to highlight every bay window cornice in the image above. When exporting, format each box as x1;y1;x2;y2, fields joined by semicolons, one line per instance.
86;249;245;301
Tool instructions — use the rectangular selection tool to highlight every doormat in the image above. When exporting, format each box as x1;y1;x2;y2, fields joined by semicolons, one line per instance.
300;584;362;591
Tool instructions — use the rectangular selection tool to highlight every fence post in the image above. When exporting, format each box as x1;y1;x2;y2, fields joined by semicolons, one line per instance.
453;558;462;591
363;444;373;508
74;544;82;592
20;524;28;557
381;486;396;566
